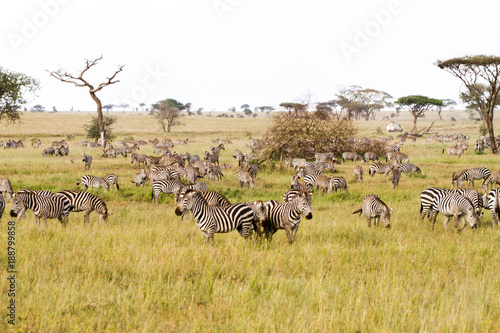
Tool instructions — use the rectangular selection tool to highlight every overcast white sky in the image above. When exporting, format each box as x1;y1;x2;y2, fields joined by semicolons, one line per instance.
1;0;499;112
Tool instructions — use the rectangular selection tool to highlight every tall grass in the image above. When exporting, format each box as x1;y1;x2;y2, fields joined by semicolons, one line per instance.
1;111;500;332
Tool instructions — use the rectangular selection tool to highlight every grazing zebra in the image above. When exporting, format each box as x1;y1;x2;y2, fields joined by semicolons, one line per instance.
451;169;467;188
204;151;219;165
352;194;391;228
396;163;422;174
291;175;310;191
179;165;201;184
364;152;380;163
174;189;257;244
0;178;14;201
57;190;110;223
419;187;484;223
290;158;307;169
390;169;401;189
256;191;313;244
10;190;71;226
132;169;148;187
145;155;163;168
313;161;335;172
486;189;500;226
314;175;332;193
151;179;185;203
57;145;69;156
207;165;224;181
131;153;147;168
443;147;466;158
238;170;255;188
82;153;92;170
386;143;402;152
42;147;55;156
31;139;41;148
427;193;479;231
0;193;4;219
296;166;322;180
481;171;500;193
124;145;139;154
314;152;335;163
330;176;348;192
368;163;394;177
342;152;364;164
354;165;363;182
77;175;109;192
104;174;119;190
457;167;491;189
283;189;313;205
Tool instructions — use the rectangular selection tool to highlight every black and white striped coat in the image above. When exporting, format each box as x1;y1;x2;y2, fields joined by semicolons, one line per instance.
342;152;364;164
427;193;479;231
77;175;109;192
396;163;422;174
174;189;257;244
457;167;491;189
151;179;185;204
481;170;500;193
364;152;380;163
56;190;110;223
104;174;119;190
10;190;71;226
419;187;484;223
390;169;401;189
130;153;148;168
330;177;348;192
314;152;335;163
256;191;313;244
368;163;394;177
352;194;391;228
238;170;255;188
386;152;410;164
442;147;465;158
485;189;500;227
82;153;92;170
0;193;4;219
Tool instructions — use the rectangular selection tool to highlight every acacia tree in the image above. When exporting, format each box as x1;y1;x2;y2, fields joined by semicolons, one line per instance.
0;67;39;124
395;95;443;128
48;56;124;150
334;86;392;120
150;99;185;132
437;55;500;153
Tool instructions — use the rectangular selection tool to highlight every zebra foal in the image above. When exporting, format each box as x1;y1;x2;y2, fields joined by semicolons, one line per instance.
353;194;391;228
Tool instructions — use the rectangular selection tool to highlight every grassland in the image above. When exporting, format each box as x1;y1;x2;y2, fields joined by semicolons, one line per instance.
1;111;500;332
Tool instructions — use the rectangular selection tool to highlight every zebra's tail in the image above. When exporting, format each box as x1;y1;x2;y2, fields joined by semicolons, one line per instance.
352;208;362;215
116;183;120;191
442;149;445;154
151;187;154;201
76;182;80;185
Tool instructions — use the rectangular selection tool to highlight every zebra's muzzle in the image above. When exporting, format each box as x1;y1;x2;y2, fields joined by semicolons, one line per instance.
174;207;183;216
10;210;17;218
305;213;312;220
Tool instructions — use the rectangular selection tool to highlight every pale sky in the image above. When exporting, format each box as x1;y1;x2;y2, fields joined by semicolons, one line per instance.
1;0;499;112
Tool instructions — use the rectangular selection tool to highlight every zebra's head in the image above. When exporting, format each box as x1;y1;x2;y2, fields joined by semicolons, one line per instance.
251;200;267;224
296;191;313;220
381;207;392;228
9;197;25;218
175;189;198;216
466;207;480;229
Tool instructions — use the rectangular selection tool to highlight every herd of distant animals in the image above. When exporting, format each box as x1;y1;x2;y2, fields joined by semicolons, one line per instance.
1;133;500;244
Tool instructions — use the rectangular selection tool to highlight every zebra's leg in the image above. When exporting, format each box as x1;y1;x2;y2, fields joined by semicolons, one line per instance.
459;214;467;232
84;210;91;223
443;216;450;230
290;225;300;243
366;216;372;227
283;223;294;244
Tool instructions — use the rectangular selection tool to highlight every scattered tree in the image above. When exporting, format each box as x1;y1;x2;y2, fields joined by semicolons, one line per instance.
437;55;500;153
240;104;250;110
334;86;392;120
150;99;182;132
83;115;116;142
228;107;236;112
0;67;39;124
243;108;252;116
395;95;443;129
32;104;44;112
48;55;124;150
139;102;146;111
103;104;114;112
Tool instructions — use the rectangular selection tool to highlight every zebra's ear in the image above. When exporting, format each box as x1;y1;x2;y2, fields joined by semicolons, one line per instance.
108;212;113;216
390;208;393;212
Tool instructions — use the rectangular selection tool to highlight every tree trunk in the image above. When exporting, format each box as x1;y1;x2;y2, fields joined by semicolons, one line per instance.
90;91;106;151
484;112;497;153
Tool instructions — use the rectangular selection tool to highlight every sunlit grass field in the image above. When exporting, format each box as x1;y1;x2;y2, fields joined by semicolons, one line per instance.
1;111;500;332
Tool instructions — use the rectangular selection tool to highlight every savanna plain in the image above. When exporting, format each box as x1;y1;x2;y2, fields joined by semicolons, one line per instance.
1;111;500;332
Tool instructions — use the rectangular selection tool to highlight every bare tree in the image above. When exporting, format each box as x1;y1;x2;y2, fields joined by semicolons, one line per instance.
150;100;180;132
48;56;124;150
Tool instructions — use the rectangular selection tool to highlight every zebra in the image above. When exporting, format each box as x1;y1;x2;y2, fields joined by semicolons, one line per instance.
0;193;4;219
352;194;391;228
132;169;149;187
174;189;257;244
57;145;69;156
386;143;402;152
31;139;41;148
51;139;67;147
145;155;163;167
182;152;201;165
330;176;348;192
256;191;313;244
204;151;219;165
77;175;109;192
443;147;465;158
174;138;189;145
427;193;479;231
364;152;380;163
313;161;335;173
151;179;185;204
210;143;225;155
130;153;147;168
104;174;119;190
238;170;255;188
486;189;500;226
0;178;14;201
314;152;335;163
149;166;180;182
354;165;363;182
291;175;310;191
386;151;410;163
207;165;224;181
481;170;500;193
451;169;467;188
56;190;110;223
419;187;484;223
368;163;394;177
342;152;364;164
283;189;313;205
457;167;491;189
82;153;92;170
180;165;202;184
179;189;230;208
10;190;71;226
42;147;55;156
124;145;139;154
290;158;307;169
314;175;332;193
390;169;401;189
396;163;422;174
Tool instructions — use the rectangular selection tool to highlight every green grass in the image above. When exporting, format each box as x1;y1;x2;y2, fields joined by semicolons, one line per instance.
1;111;500;332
